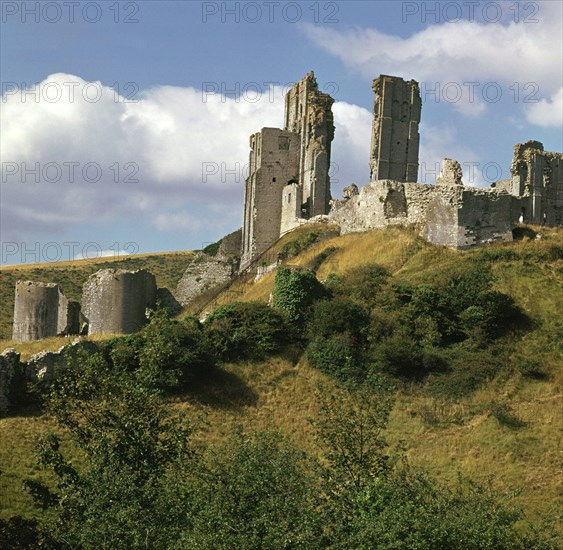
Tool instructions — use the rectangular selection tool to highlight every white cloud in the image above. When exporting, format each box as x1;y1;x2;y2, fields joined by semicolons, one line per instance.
1;73;380;240
300;0;562;116
0;74;285;239
525;87;563;128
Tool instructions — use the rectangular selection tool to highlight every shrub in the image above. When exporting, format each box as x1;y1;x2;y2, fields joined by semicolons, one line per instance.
308;298;370;344
272;267;326;327
307;334;365;382
204;301;290;362
338;264;390;306
280;231;319;257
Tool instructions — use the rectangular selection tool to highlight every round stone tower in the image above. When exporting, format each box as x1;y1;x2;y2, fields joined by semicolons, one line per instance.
82;269;157;335
12;281;61;342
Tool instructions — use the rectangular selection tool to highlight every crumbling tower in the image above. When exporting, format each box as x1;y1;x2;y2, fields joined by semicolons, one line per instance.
508;141;563;225
241;72;335;269
12;281;80;342
370;75;421;183
284;71;335;217
82;269;157;335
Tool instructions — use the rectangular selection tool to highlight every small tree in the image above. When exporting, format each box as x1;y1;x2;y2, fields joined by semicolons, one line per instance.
272;267;325;327
29;351;197;549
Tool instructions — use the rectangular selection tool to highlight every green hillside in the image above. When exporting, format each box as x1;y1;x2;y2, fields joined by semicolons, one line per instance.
1;225;561;546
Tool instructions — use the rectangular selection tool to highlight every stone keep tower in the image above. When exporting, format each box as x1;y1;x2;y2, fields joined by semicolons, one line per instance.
241;72;335;269
370;75;421;183
509;141;563;225
284;71;335;217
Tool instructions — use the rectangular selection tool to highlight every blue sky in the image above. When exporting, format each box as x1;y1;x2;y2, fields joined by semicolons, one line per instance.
1;0;562;264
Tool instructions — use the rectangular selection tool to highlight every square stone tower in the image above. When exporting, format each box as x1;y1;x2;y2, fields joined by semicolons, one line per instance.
241;128;300;268
240;72;335;269
370;75;421;183
284;71;335;217
508;140;563;225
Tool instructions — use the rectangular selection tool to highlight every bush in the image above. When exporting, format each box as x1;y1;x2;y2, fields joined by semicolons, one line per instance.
307;334;365;382
308;298;370;344
103;311;214;389
337;264;390;306
272;267;326;327
182;431;322;549
204;301;291;362
371;334;425;379
427;349;501;399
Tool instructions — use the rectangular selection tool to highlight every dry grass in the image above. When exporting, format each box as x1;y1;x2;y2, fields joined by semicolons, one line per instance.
1;225;562;532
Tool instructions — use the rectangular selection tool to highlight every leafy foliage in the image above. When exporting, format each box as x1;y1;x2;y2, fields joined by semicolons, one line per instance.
272;267;326;327
29;351;197;549
181;430;322;549
203;301;290;362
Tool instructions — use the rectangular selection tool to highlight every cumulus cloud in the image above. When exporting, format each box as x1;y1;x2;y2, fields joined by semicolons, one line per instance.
300;0;562;116
525;87;563;128
1;73;376;242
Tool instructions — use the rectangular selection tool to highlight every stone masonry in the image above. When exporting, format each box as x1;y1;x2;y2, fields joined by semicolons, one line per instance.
82;269;157;335
241;71;335;269
12;281;80;342
370;75;421;183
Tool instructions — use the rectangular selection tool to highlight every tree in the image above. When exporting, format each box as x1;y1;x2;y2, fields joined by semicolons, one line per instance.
29;350;197;549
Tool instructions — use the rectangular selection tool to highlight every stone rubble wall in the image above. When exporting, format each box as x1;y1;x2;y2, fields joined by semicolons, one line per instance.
174;253;234;306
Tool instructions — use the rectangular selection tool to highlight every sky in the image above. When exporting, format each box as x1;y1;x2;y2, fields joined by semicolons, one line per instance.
1;0;562;264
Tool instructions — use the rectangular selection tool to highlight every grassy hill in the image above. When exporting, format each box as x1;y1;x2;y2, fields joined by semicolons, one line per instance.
1;225;561;538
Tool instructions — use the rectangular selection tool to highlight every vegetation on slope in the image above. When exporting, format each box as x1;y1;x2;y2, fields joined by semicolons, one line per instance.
0;224;561;547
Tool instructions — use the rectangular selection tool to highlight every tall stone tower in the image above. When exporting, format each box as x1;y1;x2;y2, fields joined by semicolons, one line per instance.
241;72;335;269
509;140;563;225
370;75;421;183
284;71;335;217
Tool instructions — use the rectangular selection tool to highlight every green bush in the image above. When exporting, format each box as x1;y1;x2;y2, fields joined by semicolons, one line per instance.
204;301;291;362
308;298;370;343
103;311;214;390
280;231;319;257
307;334;365;382
182;431;322;549
336;264;390;307
272;267;326;327
427;349;501;399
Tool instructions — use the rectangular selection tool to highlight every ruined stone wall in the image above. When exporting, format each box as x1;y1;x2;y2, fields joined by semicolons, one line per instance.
370;75;421;183
174;253;234;306
12;281;79;342
284;71;335;218
280;182;304;235
82;269;156;335
508;141;563;226
330;165;513;249
217;228;242;259
241;128;300;268
330;180;409;234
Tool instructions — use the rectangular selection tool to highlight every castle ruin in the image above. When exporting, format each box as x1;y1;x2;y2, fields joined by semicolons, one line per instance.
241;71;335;268
242;72;562;255
82;269;157;335
7;72;562;344
12;281;80;342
